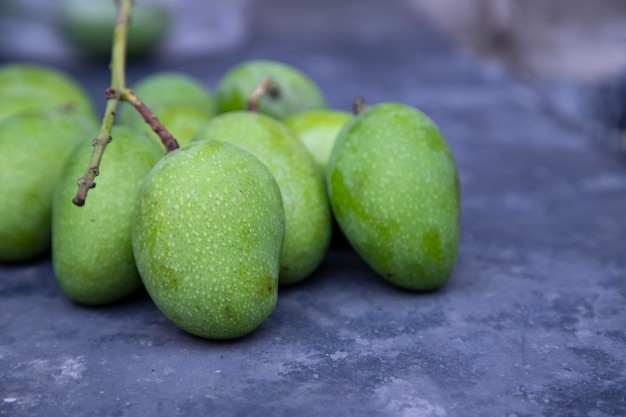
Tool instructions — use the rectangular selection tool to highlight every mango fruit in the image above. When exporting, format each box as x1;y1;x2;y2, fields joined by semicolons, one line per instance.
326;102;460;290
284;110;352;176
52;126;164;305
194;111;332;285
0;107;98;262
132;140;285;339
215;60;327;120
0;63;96;122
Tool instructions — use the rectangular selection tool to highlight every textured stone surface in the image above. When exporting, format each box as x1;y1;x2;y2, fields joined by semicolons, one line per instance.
1;0;625;416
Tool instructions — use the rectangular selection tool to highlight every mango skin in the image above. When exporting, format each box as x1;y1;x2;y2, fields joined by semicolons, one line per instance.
215;60;327;120
132;140;285;339
326;102;460;291
0;107;98;262
52;127;164;305
0;63;96;123
284;110;352;176
194;111;332;285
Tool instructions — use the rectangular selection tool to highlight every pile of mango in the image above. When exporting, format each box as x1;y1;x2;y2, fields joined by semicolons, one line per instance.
0;60;460;340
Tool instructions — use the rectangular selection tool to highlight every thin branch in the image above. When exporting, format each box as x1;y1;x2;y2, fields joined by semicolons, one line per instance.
120;89;179;152
73;89;118;206
247;77;281;112
353;96;369;115
73;0;181;206
73;0;132;206
111;0;129;92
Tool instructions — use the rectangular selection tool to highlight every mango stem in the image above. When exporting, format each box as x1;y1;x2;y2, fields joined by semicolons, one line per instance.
120;89;179;152
353;97;369;115
247;77;281;112
73;0;179;207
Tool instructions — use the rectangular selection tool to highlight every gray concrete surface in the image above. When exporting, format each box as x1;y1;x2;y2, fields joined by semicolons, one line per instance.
1;1;625;416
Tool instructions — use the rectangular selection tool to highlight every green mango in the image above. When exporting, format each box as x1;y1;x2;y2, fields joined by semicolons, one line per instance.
215;60;327;120
194;111;332;285
326;102;460;290
0;63;96;123
117;71;214;126
132;140;285;339
284;110;352;176
56;0;171;60
0;107;98;262
52;126;164;305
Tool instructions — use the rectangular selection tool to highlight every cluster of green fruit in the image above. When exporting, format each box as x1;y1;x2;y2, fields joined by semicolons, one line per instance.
0;59;460;340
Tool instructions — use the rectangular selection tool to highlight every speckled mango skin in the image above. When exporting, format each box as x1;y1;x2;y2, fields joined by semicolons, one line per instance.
0;107;98;262
52;126;164;305
284;110;352;177
0;63;96;123
326;103;460;291
193;111;332;286
215;60;327;120
132;140;285;340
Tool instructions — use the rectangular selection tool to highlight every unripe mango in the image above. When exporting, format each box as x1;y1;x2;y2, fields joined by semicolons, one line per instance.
327;102;460;290
215;60;327;120
132;140;285;339
0;106;98;262
0;63;96;122
52;126;164;305
194;111;332;285
284;110;352;177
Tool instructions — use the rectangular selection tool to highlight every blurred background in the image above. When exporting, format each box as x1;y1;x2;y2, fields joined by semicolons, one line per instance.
0;0;249;62
1;0;625;150
1;0;625;80
412;0;626;82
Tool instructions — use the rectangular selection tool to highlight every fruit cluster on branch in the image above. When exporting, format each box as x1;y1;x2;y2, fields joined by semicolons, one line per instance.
0;0;461;341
